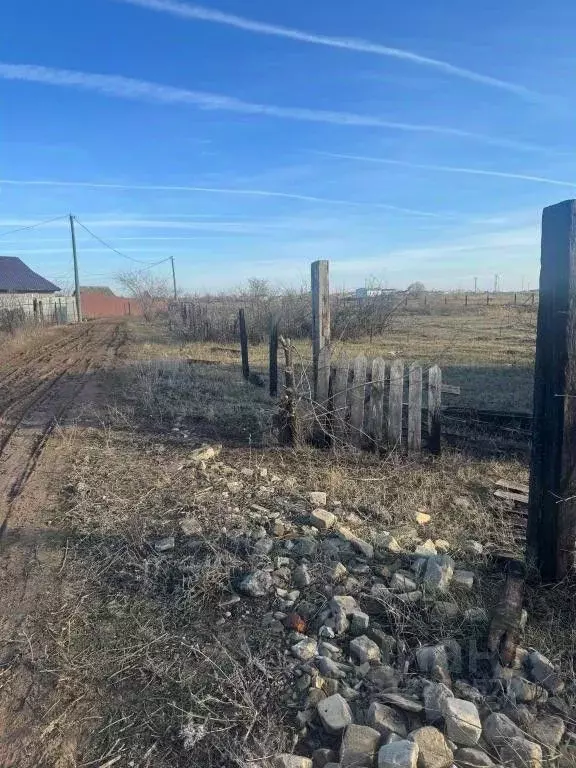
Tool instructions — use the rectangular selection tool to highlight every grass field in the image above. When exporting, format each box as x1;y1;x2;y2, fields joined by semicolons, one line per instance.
161;299;537;413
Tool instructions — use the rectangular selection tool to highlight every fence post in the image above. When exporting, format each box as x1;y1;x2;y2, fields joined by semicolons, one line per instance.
269;316;279;397
428;365;442;455
486;292;490;305
407;363;423;451
279;336;297;445
311;260;331;404
238;308;250;380
465;294;468;306
332;357;350;439
528;199;576;581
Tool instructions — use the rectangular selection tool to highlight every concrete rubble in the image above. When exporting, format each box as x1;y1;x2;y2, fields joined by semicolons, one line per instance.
166;458;575;768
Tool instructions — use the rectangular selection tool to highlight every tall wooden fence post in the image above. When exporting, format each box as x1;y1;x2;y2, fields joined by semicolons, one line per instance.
238;308;249;380
528;199;576;581
311;260;331;405
269;316;279;397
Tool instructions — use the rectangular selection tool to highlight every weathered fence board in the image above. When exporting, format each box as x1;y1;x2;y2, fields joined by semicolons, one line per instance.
388;359;404;447
350;355;367;446
332;358;350;431
368;357;386;444
428;365;442;455
408;363;423;451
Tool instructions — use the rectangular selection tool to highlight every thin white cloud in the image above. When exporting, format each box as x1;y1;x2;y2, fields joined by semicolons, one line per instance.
318;151;576;188
0;176;451;218
0;63;543;152
117;0;535;99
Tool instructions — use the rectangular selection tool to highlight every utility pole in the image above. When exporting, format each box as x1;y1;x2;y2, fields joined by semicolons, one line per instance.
473;276;478;293
494;273;499;293
69;214;82;322
170;255;177;300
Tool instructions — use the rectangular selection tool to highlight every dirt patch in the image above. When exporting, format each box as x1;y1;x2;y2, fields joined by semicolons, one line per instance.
0;320;126;766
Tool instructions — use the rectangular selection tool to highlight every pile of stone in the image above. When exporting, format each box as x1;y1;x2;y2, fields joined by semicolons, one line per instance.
226;490;574;768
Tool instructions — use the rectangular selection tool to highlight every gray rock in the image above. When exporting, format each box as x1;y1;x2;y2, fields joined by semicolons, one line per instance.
367;702;408;738
379;693;423;713
338;525;374;559
310;508;336;529
510;676;540;703
366;664;400;690
350;609;370;635
330;562;348;582
308;491;327;506
529;650;565;694
452;681;483;705
423;556;454;592
423;682;453;724
350;635;381;664
317;693;354;734
293;564;312;588
454;748;494;768
416;645;451;684
387;734;406;745
496;738;542;768
311;748;337;768
391;572;418;592
452;570;474;589
340;724;381;768
463;540;483;555
331;594;358;614
293;537;318;557
272;757;313;768
253;537;274;555
378;740;419;768
239;570;273;597
431;602;459;620
415;540;438;557
532;714;565;748
409;726;453;768
180;517;202;535
442;698;481;746
154;536;175;552
317;656;347;679
291;638;318;661
380;533;402;554
482;712;523;746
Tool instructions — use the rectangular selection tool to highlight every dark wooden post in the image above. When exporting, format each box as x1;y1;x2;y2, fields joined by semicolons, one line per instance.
514;292;517;305
465;294;468;306
311;260;330;404
269;316;279;397
238;308;250;380
279;336;297;445
486;291;490;305
528;199;576;581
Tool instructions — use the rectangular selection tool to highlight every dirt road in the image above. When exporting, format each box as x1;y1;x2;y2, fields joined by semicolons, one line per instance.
0;319;126;767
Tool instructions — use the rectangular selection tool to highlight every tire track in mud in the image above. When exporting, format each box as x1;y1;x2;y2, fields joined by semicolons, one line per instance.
0;320;125;767
0;323;122;531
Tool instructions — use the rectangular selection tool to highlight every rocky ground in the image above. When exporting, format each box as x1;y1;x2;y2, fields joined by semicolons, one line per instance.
157;445;575;768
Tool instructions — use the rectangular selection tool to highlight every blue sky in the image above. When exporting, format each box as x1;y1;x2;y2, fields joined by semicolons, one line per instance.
2;0;576;293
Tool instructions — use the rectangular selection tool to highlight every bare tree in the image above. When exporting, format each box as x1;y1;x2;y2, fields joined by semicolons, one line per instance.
117;270;170;321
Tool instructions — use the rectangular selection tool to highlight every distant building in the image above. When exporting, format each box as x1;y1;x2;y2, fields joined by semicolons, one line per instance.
0;256;60;293
355;287;390;298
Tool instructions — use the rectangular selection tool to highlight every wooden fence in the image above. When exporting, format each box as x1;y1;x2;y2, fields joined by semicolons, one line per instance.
323;355;443;454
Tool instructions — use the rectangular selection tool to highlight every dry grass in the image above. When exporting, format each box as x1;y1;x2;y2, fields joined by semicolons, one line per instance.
132;301;537;413
30;317;576;766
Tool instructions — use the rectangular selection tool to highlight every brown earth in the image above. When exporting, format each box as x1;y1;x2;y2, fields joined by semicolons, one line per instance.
0;319;126;767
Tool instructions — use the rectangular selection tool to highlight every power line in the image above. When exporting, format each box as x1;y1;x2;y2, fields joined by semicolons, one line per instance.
73;217;172;267
0;214;67;238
